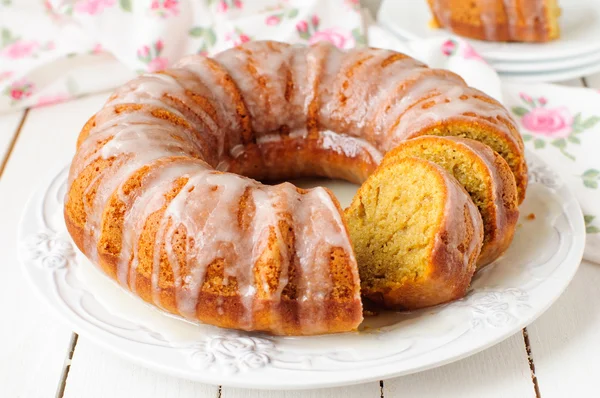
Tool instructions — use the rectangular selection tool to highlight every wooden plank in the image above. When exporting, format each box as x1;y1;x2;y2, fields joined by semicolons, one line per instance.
0;94;107;398
383;333;534;398
222;382;380;398
523;75;586;397
0;111;24;169
63;338;219;398
553;78;586;87
525;260;600;398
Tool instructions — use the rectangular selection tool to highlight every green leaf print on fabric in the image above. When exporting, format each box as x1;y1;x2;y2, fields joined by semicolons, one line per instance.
585;215;600;234
534;138;545;149
512;106;528;117
120;0;132;12
1;28;18;48
581;169;600;189
352;27;367;47
189;27;205;37
189;26;217;54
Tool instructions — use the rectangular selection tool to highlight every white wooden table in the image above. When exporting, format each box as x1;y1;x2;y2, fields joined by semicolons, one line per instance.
0;75;598;398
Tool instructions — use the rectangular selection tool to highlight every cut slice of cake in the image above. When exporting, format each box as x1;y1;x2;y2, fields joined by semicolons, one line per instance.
426;0;561;43
382;136;519;268
345;156;484;310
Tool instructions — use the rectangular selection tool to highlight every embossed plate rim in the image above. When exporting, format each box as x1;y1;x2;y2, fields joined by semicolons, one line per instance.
18;151;585;390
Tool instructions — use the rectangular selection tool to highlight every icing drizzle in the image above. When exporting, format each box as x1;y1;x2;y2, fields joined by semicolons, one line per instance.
67;41;522;334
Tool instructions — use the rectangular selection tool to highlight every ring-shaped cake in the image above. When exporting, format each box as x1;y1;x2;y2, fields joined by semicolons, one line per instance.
64;41;526;335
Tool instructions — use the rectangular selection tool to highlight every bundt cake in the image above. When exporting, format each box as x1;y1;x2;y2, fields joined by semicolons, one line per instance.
427;0;561;42
345;157;484;310
381;136;519;268
64;40;526;335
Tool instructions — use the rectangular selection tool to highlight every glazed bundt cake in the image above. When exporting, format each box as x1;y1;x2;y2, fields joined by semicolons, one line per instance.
382;136;519;268
427;0;561;42
345;157;484;310
64;40;526;335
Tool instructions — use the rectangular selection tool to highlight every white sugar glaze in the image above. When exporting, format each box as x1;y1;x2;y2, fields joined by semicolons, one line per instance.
319;130;383;164
389;85;520;149
66;41;523;334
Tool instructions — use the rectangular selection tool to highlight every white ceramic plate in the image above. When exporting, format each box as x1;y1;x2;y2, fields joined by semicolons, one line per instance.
378;0;600;62
18;152;585;390
499;60;600;83
491;49;600;73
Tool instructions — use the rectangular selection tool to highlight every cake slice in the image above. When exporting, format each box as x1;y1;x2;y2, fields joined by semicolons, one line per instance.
382;136;519;268
345;156;483;310
426;0;561;43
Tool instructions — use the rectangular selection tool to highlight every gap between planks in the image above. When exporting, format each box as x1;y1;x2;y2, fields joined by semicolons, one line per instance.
56;334;79;398
523;329;541;398
581;77;589;87
0;108;28;180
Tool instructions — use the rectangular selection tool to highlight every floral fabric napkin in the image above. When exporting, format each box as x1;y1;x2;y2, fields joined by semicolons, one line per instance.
1;0;598;263
0;0;364;110
503;84;600;263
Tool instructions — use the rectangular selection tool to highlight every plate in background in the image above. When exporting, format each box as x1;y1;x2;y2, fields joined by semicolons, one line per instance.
499;59;600;83
491;49;600;73
378;0;600;62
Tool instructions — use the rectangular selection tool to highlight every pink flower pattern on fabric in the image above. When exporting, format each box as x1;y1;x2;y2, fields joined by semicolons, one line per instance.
512;93;600;160
441;39;457;56
265;6;299;28
91;43;104;54
0;71;13;82
150;0;179;18
137;40;169;73
344;0;361;10
4;79;34;103
297;14;354;49
296;20;308;34
1;41;39;59
265;15;281;26
225;29;251;47
147;57;169;72
0;0;367;111
308;28;354;49
216;0;242;13
462;42;484;61
74;0;116;15
36;94;70;107
441;39;484;61
521;107;573;138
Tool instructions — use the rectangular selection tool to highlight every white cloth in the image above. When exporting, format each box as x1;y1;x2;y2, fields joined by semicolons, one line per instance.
1;0;598;262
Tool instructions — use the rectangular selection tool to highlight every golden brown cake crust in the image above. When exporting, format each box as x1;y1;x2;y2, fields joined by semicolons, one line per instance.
427;0;560;43
64;41;525;334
